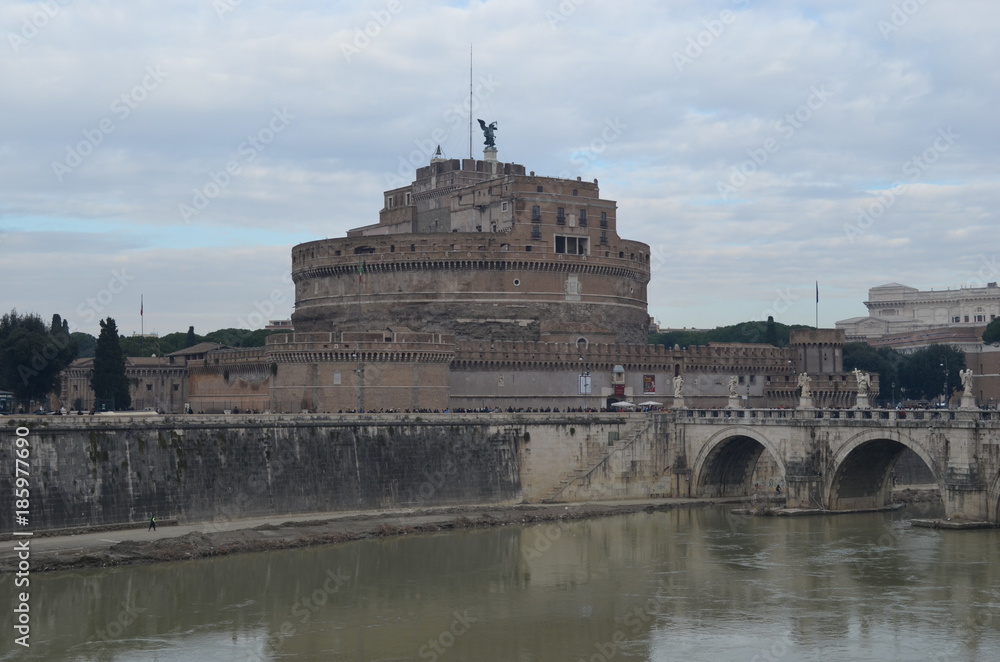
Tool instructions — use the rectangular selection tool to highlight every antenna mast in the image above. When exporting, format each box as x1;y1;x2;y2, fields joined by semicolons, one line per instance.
469;44;473;159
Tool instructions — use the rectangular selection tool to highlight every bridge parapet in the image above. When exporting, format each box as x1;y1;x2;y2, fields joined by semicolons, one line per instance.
672;407;1000;425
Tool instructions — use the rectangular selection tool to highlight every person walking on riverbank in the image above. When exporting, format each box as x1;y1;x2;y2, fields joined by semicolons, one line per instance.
148;515;156;531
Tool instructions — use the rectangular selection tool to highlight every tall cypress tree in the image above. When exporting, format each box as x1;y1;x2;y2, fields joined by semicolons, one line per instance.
91;317;131;410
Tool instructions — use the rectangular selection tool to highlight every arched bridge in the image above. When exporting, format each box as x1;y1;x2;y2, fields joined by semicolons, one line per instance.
669;408;1000;522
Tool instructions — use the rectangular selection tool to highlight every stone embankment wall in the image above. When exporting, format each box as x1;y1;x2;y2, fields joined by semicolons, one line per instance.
1;413;664;533
1;415;522;533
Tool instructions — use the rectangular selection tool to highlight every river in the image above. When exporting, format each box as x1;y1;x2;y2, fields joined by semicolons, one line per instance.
5;503;1000;661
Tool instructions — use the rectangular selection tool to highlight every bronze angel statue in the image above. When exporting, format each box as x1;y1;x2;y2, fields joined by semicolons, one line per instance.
478;119;497;148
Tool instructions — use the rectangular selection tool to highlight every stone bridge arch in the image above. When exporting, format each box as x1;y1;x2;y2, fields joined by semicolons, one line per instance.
826;429;944;511
691;426;786;498
986;473;1000;523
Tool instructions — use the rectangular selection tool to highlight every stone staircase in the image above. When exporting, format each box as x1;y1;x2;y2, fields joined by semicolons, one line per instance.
538;416;657;503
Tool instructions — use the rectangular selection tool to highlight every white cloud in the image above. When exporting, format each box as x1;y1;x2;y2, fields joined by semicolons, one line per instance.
2;0;997;335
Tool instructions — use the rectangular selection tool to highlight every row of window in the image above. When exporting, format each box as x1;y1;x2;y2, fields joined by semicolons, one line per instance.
531;206;608;226
385;192;413;208
953;314;995;323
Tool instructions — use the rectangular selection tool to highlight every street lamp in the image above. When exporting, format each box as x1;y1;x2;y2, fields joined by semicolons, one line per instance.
940;359;949;407
891;381;896;408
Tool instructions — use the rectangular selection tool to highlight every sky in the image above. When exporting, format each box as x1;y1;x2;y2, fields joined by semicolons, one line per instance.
2;0;998;338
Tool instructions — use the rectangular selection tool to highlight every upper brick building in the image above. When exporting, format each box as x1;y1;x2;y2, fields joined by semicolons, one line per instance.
55;147;862;413
291;152;651;345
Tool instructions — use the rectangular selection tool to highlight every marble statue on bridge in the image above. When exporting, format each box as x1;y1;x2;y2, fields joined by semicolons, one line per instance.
853;368;872;395
797;372;812;398
960;369;977;409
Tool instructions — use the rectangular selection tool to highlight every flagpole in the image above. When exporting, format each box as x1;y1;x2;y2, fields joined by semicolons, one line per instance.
815;282;819;329
140;294;144;354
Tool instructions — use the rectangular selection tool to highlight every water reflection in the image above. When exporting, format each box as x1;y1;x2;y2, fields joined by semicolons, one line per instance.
7;504;1000;662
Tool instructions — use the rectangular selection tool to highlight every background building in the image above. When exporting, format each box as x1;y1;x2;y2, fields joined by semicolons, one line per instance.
837;281;1000;407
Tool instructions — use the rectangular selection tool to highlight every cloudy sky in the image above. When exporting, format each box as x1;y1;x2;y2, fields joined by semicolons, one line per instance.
2;0;997;338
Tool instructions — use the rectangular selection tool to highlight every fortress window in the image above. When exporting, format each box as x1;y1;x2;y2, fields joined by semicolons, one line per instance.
502;201;509;212
386;196;394;208
405;192;411;205
537;186;543;192
573;189;578;196
532;206;541;221
556;208;566;225
354;246;375;254
579;209;587;226
600;232;608;245
600;212;608;228
526;245;533;251
410;244;415;252
555;235;589;255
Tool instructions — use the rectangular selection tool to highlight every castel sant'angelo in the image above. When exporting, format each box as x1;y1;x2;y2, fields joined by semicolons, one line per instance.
62;133;863;414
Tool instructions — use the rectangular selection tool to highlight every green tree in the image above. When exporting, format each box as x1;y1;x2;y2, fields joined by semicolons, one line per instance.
185;326;197;348
71;332;97;358
897;344;966;402
0;310;77;408
91;317;131;410
649;320;808;348
983;318;1000;345
843;343;902;404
